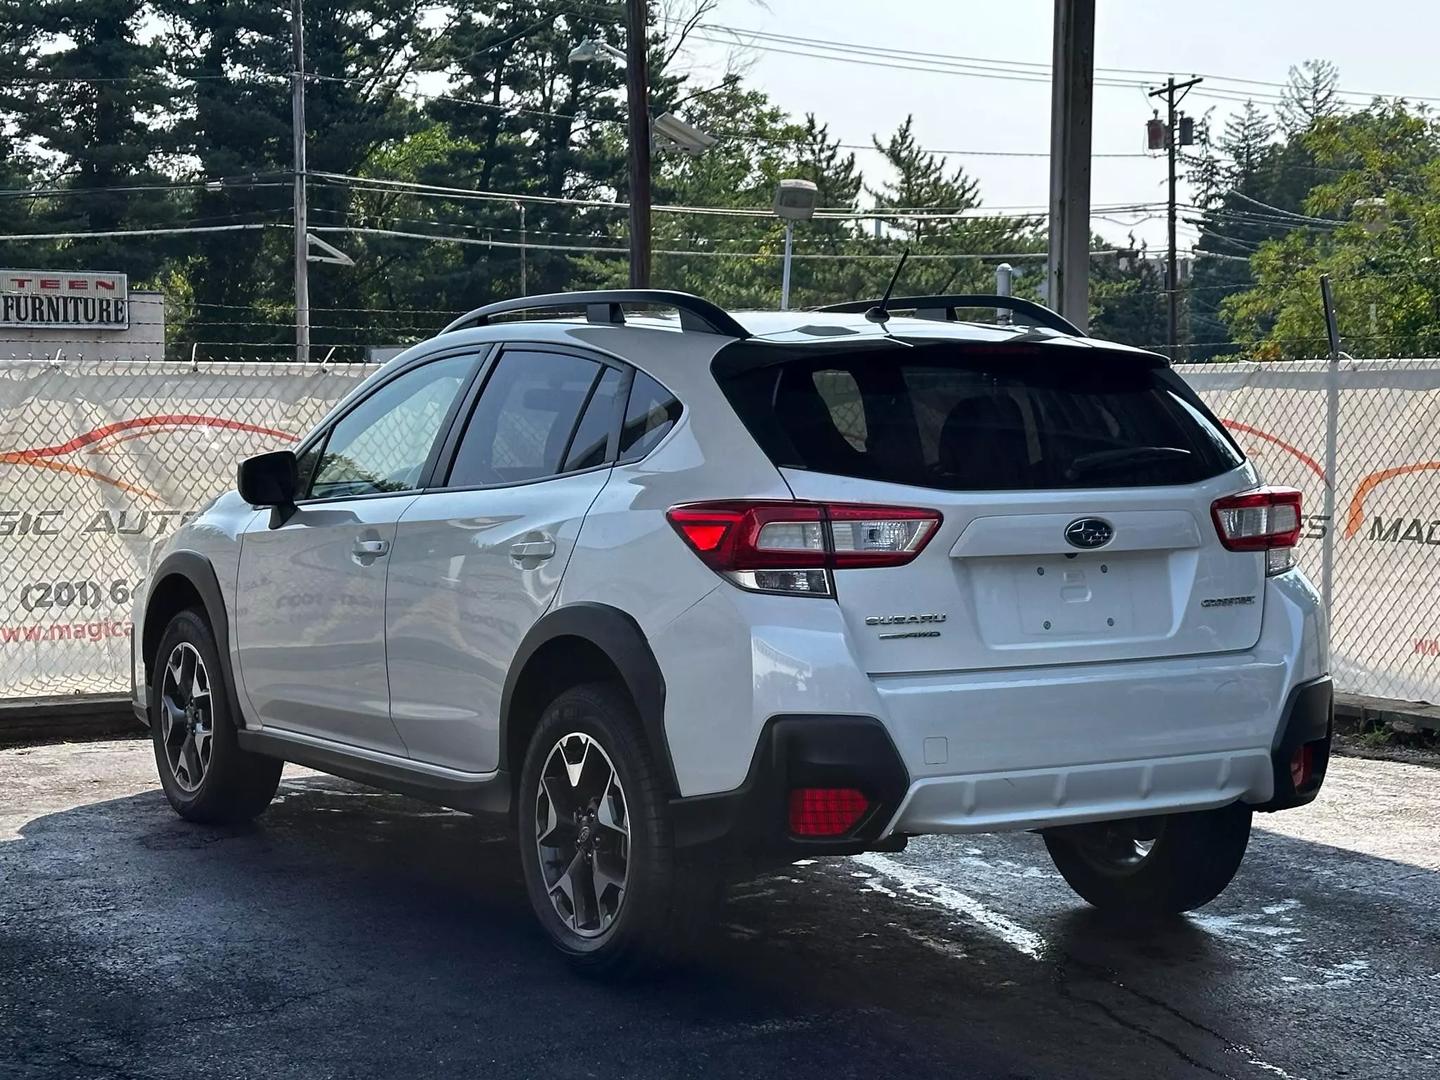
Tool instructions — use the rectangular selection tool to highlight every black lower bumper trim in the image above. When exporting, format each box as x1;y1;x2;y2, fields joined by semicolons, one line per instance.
1254;675;1333;812
670;715;910;858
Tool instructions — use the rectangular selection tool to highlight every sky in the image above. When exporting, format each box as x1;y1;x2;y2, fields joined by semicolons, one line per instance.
675;0;1440;257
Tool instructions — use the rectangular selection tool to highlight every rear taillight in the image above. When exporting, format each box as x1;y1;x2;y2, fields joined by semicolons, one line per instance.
1211;487;1302;575
666;501;940;596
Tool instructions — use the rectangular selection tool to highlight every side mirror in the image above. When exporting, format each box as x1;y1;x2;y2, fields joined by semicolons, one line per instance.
238;450;298;508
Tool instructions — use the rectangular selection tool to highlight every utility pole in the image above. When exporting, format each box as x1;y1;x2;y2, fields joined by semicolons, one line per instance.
1149;76;1201;360
625;0;651;288
515;201;528;295
291;0;309;363
1046;0;1095;333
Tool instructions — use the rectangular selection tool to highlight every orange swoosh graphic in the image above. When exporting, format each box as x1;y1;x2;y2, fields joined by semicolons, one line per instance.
1344;461;1440;538
1221;420;1328;486
0;414;297;501
8;414;293;458
0;455;163;499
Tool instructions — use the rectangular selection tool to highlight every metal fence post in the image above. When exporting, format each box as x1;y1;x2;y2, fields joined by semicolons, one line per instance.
1320;275;1340;628
995;262;1014;324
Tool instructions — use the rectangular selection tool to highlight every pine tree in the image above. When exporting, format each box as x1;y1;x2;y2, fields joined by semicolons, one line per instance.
7;0;177;279
156;0;434;351
1278;59;1341;136
1221;101;1276;182
868;116;1041;295
869;116;980;244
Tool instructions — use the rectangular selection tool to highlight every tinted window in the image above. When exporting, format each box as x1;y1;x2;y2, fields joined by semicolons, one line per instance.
309;354;473;499
721;346;1242;491
448;351;601;487
563;366;624;472
618;372;682;463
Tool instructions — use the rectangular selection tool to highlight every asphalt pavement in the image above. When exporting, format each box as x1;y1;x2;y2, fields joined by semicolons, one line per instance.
2;738;1437;1080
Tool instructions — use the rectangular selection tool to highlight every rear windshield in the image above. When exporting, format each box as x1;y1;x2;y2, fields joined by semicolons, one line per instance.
718;345;1243;491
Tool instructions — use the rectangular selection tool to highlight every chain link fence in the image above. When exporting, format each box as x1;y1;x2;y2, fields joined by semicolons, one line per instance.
1;354;1438;708
0;356;377;700
1182;359;1440;704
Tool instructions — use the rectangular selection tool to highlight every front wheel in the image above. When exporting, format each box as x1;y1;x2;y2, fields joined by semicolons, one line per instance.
517;682;722;977
150;609;282;824
1043;803;1252;915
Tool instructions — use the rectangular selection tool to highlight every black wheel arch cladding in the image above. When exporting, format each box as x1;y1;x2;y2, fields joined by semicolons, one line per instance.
143;551;247;729
500;602;676;796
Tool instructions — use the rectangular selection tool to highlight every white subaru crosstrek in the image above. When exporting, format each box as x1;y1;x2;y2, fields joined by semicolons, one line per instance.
133;290;1332;975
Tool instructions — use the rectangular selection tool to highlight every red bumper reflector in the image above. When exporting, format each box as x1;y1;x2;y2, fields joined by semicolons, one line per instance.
1289;743;1314;790
788;787;869;837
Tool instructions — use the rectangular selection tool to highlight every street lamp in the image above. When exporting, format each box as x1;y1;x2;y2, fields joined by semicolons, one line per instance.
773;179;818;311
569;23;716;289
567;39;626;65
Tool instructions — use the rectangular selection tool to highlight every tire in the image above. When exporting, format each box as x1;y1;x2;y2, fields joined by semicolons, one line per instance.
1043;803;1252;915
150;608;282;824
517;682;723;978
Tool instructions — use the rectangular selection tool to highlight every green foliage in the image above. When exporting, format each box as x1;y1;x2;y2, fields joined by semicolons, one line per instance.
5;0;176;277
1219;102;1440;359
9;6;1426;363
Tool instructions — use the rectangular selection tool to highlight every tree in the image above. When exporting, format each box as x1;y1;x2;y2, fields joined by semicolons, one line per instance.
6;0;177;280
1221;102;1440;359
866;115;1042;296
1277;59;1341;136
154;0;437;351
1187;93;1322;360
1089;240;1168;348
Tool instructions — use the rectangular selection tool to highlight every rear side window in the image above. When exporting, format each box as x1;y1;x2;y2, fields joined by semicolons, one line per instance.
618;372;682;463
447;351;602;487
563;366;624;472
720;346;1242;491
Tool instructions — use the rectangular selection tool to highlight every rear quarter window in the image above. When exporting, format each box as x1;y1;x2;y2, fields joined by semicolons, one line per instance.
719;345;1243;491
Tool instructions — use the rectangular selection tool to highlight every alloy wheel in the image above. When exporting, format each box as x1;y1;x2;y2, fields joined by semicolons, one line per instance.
534;732;631;938
160;642;214;792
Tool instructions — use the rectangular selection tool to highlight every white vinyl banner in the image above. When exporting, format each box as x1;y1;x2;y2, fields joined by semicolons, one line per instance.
1184;360;1440;704
0;356;1437;706
0;359;378;699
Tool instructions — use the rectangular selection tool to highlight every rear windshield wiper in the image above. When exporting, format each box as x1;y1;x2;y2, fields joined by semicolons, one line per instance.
1064;446;1192;481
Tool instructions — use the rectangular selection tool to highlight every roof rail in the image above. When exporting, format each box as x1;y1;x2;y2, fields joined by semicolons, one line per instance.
816;294;1083;337
441;289;750;338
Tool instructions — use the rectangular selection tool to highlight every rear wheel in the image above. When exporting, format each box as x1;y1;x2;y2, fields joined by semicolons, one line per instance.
517;682;722;978
1043;803;1252;915
151;609;282;824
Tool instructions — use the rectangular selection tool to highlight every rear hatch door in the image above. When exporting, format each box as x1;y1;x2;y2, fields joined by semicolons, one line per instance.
718;337;1264;675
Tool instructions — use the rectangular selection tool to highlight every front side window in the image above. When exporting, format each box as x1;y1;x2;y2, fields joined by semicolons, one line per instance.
308;354;473;500
447;351;604;487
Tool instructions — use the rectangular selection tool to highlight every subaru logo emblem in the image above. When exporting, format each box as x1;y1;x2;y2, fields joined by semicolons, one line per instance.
1065;517;1114;549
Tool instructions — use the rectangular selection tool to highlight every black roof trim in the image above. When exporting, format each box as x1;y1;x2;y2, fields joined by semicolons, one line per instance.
441;289;751;339
816;294;1084;336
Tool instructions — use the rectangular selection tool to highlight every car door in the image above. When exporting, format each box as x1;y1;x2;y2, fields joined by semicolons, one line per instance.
383;347;626;772
234;351;480;753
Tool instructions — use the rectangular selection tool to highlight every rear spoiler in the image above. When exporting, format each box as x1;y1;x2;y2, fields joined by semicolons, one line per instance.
816;294;1084;337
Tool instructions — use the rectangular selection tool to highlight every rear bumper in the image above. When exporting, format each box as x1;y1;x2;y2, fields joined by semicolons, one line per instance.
883;747;1272;836
655;566;1328;844
673;678;1332;855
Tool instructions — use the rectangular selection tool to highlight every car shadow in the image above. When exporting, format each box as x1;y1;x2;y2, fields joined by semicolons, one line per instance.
4;769;1436;1080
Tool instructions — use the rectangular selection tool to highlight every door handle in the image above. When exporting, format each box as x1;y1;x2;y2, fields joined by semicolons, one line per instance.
353;538;390;558
509;539;556;560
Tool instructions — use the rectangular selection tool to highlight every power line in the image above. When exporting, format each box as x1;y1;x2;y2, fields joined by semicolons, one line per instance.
308;223;1114;262
0;223;276;241
696;22;1440;108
